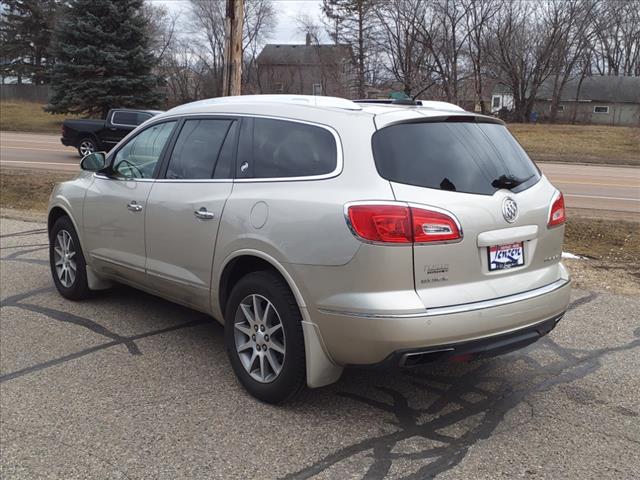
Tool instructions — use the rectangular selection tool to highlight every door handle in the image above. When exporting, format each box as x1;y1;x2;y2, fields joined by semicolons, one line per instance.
127;201;143;212
194;207;215;220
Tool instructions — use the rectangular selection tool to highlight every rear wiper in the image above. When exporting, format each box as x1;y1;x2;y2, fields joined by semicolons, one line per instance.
491;174;525;190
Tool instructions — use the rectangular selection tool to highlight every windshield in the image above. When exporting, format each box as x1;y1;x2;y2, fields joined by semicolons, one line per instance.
372;121;540;195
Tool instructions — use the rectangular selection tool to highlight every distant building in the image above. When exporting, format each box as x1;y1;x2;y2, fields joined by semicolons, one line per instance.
256;35;355;98
491;75;640;126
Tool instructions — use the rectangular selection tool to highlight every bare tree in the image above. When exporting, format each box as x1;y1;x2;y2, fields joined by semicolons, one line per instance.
143;3;177;64
462;0;499;113
187;0;275;96
590;0;640;76
374;0;436;97
546;0;598;123
414;0;476;104
322;0;377;97
486;0;569;122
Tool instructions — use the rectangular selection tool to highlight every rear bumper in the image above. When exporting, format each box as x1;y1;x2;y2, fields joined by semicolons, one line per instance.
312;277;571;365
61;137;74;147
367;313;562;368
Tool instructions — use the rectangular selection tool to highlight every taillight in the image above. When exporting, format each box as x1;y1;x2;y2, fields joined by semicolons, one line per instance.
412;208;461;242
346;203;461;244
548;192;566;227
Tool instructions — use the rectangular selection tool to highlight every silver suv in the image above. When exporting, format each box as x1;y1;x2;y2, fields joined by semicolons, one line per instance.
48;95;571;403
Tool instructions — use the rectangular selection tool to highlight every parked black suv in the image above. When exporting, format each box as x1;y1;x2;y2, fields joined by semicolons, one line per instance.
61;108;163;157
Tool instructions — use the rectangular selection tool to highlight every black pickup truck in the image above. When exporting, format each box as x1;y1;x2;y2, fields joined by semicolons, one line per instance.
61;108;163;157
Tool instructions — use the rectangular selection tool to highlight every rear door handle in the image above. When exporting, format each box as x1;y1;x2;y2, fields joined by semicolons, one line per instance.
194;207;215;220
127;201;143;212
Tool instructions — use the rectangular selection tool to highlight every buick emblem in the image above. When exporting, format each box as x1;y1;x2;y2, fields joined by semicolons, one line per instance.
502;197;518;223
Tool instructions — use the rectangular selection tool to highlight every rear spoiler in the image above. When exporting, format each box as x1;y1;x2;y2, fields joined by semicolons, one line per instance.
376;114;505;130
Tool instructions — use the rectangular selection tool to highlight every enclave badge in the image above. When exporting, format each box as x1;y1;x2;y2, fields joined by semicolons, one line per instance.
502;197;518;223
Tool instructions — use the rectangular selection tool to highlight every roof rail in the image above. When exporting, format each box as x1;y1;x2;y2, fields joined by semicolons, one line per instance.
353;98;465;112
169;94;362;113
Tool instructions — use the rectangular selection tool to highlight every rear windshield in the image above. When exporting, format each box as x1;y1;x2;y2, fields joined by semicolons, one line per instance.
372;121;540;195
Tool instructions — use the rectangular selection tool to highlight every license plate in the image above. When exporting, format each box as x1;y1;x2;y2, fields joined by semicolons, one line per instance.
488;242;525;271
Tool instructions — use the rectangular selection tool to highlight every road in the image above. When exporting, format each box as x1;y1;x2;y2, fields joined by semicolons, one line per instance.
1;218;639;479
1;131;638;213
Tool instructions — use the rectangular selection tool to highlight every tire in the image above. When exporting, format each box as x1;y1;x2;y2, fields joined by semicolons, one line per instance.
77;137;97;158
49;216;90;300
224;270;306;403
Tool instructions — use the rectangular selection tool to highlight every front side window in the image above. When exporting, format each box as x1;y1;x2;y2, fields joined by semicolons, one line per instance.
372;121;540;195
165;119;235;179
112;121;176;179
236;117;337;179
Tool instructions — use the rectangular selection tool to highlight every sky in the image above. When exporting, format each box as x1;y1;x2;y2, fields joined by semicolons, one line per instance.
152;0;324;44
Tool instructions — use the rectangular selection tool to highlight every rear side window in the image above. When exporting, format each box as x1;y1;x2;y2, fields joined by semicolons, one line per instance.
236;117;337;179
112;111;152;126
166;119;234;179
372;122;540;195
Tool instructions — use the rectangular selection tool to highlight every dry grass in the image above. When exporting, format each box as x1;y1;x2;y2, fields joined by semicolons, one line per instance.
508;123;640;166
0;101;81;133
0;168;76;211
563;215;640;295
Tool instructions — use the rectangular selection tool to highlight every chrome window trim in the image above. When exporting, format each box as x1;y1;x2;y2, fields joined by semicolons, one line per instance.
318;278;570;318
154;178;234;184
93;173;154;182
155;112;344;183
343;200;464;247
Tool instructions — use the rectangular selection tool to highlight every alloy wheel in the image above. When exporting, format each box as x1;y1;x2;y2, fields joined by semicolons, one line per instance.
233;294;286;383
79;140;95;157
54;229;77;288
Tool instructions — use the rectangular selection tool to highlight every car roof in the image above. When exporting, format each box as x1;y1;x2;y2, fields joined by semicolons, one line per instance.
156;95;496;128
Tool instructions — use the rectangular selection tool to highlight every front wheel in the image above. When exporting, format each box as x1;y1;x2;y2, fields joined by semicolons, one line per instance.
224;271;306;403
49;216;90;300
77;137;97;158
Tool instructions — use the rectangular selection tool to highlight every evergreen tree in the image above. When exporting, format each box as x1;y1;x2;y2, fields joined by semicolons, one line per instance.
0;0;59;84
47;0;164;117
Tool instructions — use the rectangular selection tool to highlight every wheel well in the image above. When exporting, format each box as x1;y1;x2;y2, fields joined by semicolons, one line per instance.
78;133;100;148
219;255;289;315
48;207;68;236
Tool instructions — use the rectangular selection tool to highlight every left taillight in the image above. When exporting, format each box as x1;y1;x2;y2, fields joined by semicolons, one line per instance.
346;203;462;244
548;191;566;227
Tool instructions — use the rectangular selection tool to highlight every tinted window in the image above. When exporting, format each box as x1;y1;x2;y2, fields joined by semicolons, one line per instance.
112;121;176;179
214;121;238;179
166;119;233;179
136;112;153;125
237;118;337;178
112;111;137;126
372;122;540;195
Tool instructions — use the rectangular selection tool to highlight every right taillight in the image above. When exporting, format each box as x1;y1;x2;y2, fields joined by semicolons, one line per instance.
346;203;461;244
548;191;566;227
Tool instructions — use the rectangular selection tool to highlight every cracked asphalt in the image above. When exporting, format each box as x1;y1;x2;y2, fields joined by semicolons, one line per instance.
1;218;639;480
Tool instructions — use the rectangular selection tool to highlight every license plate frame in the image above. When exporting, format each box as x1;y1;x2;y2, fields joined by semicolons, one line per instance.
488;242;525;271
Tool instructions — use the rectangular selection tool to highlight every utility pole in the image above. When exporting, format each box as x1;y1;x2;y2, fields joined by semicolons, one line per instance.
222;0;244;96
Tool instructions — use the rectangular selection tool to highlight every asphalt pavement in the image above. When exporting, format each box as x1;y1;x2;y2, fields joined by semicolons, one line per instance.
1;131;639;214
1;218;639;479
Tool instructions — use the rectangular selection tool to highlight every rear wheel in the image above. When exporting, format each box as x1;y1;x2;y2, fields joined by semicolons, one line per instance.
224;270;306;403
77;137;97;158
49;216;90;300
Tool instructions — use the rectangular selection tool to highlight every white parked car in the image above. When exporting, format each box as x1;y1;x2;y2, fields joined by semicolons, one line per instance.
48;95;571;403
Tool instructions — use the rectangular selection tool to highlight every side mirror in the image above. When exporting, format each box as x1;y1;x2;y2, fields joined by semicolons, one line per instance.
80;152;106;171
